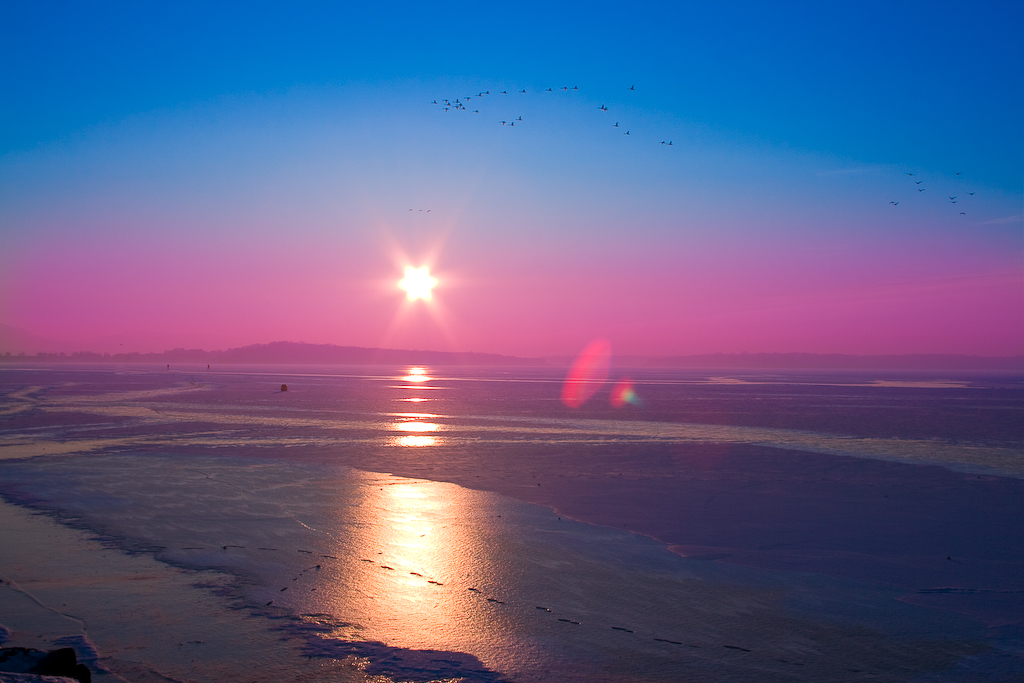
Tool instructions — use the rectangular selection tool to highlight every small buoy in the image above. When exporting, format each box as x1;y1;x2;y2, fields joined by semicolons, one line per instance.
281;384;288;392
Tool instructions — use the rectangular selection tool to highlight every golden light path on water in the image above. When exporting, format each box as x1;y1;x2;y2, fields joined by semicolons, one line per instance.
328;367;507;652
327;367;520;662
390;369;441;447
297;471;536;675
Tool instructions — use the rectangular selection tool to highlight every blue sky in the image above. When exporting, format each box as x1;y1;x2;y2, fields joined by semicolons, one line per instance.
4;1;1020;182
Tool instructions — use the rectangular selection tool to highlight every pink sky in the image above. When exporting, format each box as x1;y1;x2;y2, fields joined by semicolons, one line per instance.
3;201;1021;356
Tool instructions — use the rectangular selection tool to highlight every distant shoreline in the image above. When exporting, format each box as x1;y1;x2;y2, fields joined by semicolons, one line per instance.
0;341;1021;372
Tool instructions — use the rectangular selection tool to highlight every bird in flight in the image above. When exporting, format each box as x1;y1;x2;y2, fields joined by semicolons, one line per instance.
547;87;553;92
613;122;619;127
432;100;437;104
600;104;608;111
562;86;569;91
517;116;522;120
890;201;899;205
624;130;630;135
960;212;966;215
918;188;926;192
949;196;957;200
968;192;975;195
955;172;962;175
500;121;507;126
661;141;665;145
520;89;526;94
501;90;508;94
906;172;915;176
629;85;635;91
667;141;673;145
915;181;923;184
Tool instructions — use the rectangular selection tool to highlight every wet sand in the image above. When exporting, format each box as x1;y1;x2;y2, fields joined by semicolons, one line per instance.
0;455;998;683
0;500;371;683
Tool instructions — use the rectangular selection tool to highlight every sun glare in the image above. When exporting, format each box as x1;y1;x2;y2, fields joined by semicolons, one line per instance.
399;266;438;301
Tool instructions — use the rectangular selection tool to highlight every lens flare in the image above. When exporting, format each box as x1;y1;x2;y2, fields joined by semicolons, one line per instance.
610;377;641;407
561;338;611;408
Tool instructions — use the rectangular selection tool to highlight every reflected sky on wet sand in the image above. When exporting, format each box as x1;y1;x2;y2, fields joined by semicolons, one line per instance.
0;453;996;682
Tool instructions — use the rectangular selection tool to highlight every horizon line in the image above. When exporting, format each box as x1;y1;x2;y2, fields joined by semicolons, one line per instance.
1;340;1021;372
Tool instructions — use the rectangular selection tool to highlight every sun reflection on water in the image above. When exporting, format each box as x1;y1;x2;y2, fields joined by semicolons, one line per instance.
391;419;442;446
314;474;522;666
391;368;441;445
395;435;437;447
394;421;439;432
402;367;433;383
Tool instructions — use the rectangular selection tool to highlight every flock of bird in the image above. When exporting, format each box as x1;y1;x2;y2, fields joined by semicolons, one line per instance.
891;171;976;215
432;83;676;147
431;84;982;217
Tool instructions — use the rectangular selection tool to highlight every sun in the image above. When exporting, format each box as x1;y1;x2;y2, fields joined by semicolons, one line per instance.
399;266;438;301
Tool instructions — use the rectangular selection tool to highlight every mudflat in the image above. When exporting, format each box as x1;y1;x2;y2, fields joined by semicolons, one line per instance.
1;364;1021;682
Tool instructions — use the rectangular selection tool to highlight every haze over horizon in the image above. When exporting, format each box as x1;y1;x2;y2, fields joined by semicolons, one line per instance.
2;2;1021;358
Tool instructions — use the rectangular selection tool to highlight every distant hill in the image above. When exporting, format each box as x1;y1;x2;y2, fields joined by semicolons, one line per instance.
0;323;71;354
1;340;544;366
212;341;541;366
1;337;1021;371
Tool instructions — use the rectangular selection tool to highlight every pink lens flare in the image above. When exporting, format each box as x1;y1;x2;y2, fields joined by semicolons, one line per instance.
561;338;612;408
610;377;641;407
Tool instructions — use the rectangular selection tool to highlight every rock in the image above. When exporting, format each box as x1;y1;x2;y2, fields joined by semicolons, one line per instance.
0;648;89;683
0;673;81;682
0;649;43;674
32;650;89;683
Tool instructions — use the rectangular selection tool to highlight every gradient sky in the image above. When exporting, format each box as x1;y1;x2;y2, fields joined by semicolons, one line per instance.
1;1;1022;356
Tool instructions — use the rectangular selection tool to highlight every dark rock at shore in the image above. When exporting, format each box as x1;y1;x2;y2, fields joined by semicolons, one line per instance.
0;648;90;683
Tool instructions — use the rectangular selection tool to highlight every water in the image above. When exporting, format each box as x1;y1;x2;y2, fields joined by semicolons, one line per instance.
1;364;1022;682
